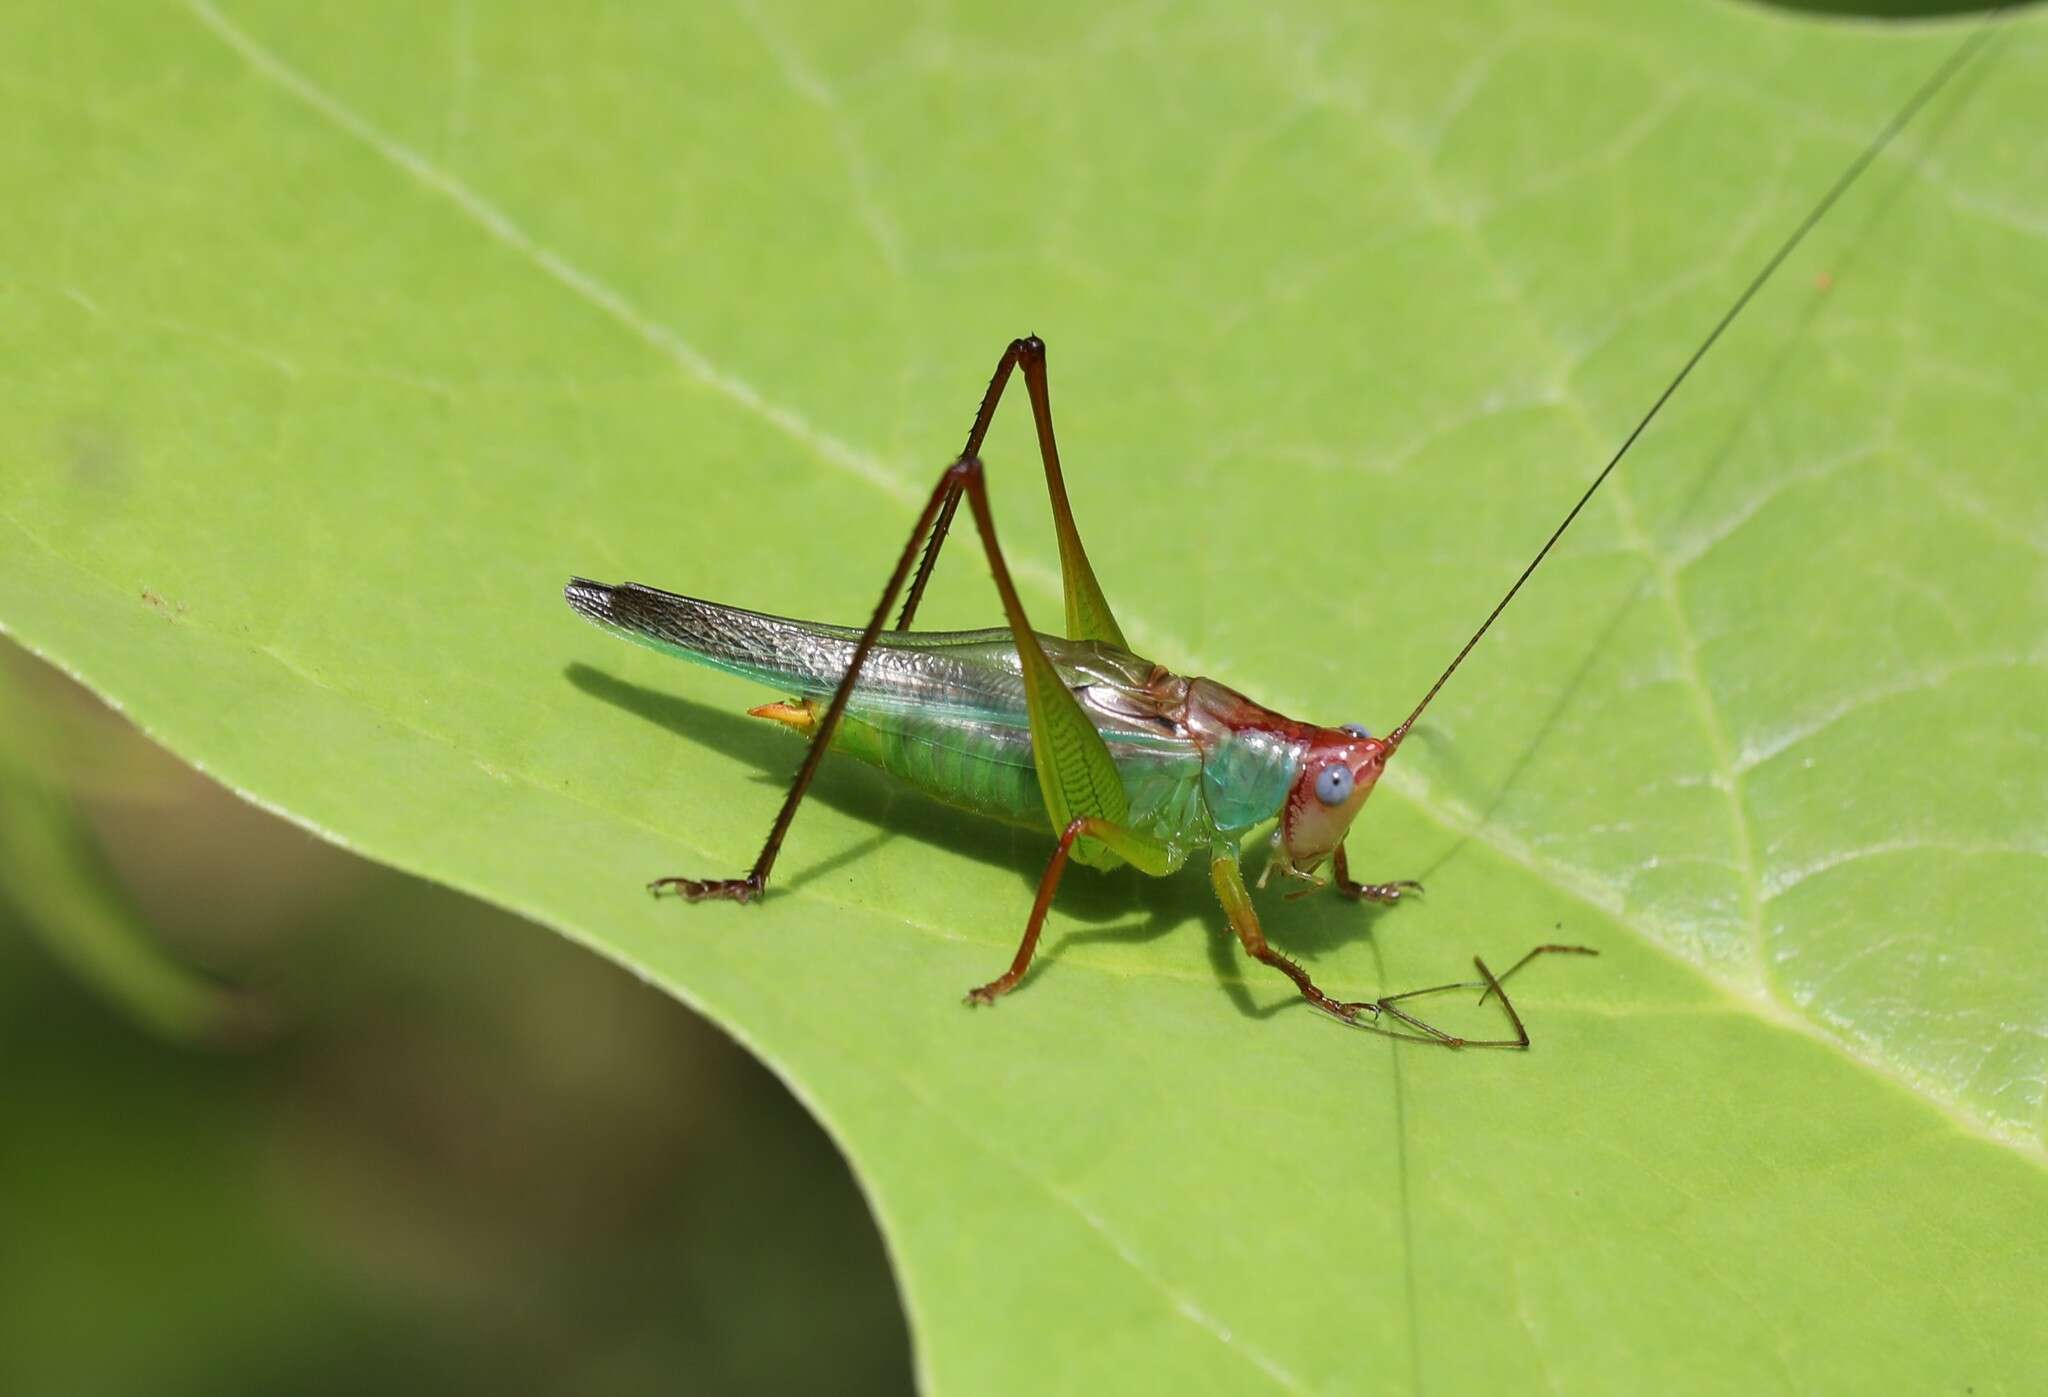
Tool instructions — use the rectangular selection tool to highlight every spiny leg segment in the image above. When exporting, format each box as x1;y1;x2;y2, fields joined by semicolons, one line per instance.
966;815;1181;1006
1330;845;1422;904
895;336;1125;647
1216;853;1592;1046
650;446;1127;904
654;334;1135;902
647;459;964;902
1368;945;1598;1047
1213;854;1366;1022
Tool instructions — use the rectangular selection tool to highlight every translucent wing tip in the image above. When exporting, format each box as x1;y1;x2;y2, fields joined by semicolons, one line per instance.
564;576;619;625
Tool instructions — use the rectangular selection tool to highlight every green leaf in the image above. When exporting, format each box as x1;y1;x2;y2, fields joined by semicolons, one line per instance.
3;0;2042;1389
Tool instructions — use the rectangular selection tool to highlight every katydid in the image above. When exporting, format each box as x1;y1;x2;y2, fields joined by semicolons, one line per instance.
567;20;1998;1046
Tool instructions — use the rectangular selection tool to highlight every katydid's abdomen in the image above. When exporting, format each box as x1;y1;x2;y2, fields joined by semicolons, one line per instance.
566;578;1295;849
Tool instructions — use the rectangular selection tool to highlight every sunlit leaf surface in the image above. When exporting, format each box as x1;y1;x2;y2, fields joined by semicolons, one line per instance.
2;1;2042;1389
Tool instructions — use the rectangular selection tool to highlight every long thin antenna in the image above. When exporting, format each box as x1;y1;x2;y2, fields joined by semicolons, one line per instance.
1385;14;2002;751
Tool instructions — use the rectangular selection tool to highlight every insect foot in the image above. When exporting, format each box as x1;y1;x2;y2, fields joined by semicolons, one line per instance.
648;875;763;903
1338;878;1423;904
958;975;1024;1007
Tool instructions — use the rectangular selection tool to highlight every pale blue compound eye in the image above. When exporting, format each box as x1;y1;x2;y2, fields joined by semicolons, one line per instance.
1314;763;1354;806
1341;723;1373;740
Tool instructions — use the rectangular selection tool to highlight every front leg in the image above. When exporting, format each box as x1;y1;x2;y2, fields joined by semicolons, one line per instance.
1331;845;1422;905
1215;849;1596;1045
1212;851;1373;1024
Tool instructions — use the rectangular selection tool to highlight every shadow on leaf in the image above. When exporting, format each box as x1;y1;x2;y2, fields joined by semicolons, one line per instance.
565;661;1411;1020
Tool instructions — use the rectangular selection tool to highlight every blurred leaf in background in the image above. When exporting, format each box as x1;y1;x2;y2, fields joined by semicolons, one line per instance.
0;646;251;1043
0;644;911;1397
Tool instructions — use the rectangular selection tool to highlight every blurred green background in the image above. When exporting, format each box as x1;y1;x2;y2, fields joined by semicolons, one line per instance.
0;637;911;1397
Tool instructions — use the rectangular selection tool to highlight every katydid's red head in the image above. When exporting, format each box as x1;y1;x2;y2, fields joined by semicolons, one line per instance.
1278;724;1389;873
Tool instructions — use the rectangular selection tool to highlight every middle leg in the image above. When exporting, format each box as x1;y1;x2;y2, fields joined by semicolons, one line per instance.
967;816;1182;1005
1211;851;1376;1023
